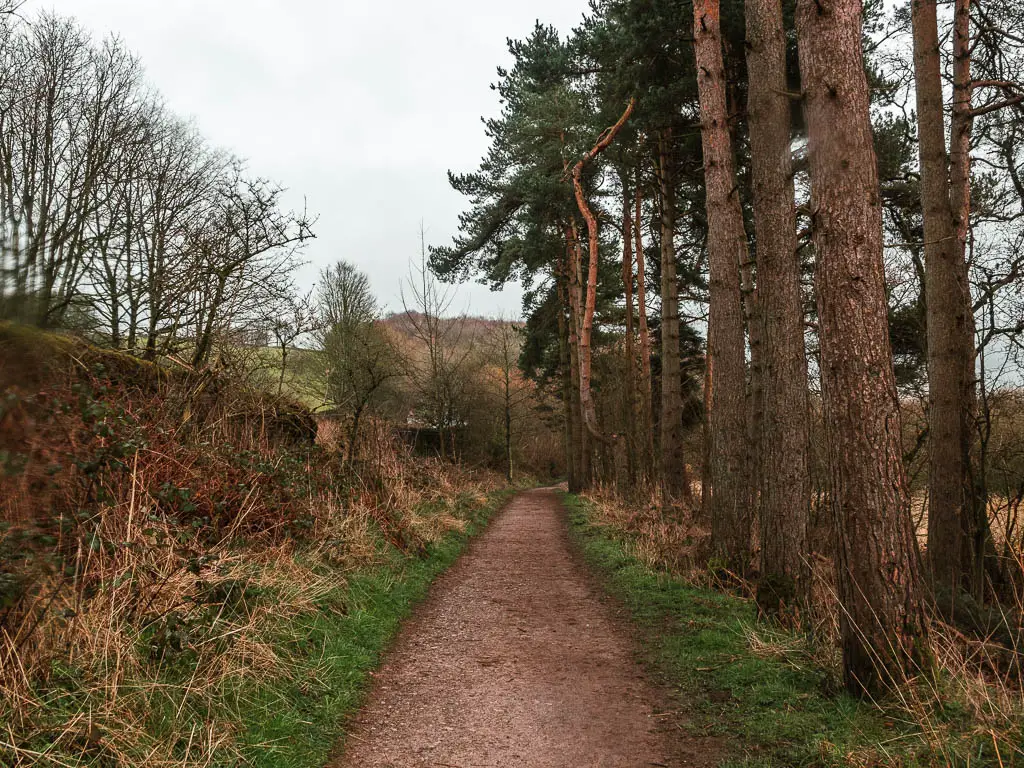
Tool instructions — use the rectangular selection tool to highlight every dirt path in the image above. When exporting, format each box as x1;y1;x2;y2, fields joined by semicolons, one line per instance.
331;488;713;768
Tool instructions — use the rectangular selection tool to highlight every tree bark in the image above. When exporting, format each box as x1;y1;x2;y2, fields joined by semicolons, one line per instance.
694;0;752;573
635;176;656;484
911;0;974;598
740;241;763;554
745;0;811;621
622;175;639;485
566;224;591;489
949;0;972;270
796;0;931;695
557;264;579;490
949;0;988;598
656;130;691;503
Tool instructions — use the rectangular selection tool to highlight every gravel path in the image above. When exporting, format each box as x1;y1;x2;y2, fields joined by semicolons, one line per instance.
331;487;717;768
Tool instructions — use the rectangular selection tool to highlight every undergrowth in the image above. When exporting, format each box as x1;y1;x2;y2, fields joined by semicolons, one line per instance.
563;491;1024;767
0;325;514;767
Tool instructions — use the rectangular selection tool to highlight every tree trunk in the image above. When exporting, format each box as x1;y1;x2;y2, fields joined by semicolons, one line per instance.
635;176;656;484
911;0;974;599
694;0;752;573
574;186;603;443
192;271;228;369
505;370;513;482
278;344;288;397
949;0;988;599
567;227;590;489
949;0;972;269
622;175;639;486
557;267;578;490
347;403;365;466
745;0;811;620
570;99;636;444
796;0;931;695
740;243;763;553
656;130;690;503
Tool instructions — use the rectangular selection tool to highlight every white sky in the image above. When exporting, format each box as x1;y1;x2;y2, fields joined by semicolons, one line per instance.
36;1;588;317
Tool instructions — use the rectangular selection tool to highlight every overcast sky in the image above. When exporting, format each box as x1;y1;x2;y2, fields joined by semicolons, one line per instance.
38;1;587;317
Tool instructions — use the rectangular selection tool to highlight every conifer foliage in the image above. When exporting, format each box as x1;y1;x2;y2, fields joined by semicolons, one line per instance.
438;0;1024;695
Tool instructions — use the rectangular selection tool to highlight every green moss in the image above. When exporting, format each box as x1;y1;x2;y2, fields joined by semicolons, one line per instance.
0;320;171;390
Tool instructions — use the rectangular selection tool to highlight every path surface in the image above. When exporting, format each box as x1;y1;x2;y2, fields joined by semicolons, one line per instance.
332;488;713;768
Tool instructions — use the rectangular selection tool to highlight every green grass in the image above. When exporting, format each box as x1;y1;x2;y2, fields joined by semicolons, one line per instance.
560;492;1014;768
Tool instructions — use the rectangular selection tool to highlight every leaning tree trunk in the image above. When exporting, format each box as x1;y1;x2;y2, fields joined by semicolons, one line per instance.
796;0;931;696
911;0;974;599
656;130;691;503
745;0;811;621
694;0;752;574
570;99;636;445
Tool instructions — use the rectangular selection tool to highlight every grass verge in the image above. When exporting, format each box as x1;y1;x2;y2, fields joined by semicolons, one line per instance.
561;492;1017;768
3;489;513;768
237;489;512;767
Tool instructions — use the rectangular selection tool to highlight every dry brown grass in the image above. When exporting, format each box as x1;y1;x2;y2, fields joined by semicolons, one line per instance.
0;460;502;767
579;486;711;580
580;488;1024;763
0;332;506;767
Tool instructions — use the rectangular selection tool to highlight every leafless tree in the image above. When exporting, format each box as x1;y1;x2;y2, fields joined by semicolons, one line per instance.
483;319;532;482
316;260;401;463
400;226;475;460
0;10;315;371
188;165;313;368
266;287;317;397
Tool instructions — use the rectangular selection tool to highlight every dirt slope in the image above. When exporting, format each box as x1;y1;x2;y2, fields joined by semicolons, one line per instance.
331;487;717;767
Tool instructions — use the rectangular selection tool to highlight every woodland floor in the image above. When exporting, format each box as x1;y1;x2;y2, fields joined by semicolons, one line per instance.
329;487;723;768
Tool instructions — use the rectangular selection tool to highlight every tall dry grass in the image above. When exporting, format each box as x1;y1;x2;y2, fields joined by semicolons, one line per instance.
579;487;1024;763
0;338;504;766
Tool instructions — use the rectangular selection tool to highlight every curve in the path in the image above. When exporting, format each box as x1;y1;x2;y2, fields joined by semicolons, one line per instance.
332;487;701;768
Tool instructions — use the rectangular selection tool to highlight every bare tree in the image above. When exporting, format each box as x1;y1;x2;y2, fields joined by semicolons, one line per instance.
134;116;225;359
0;15;143;326
483;319;532;482
188;166;313;368
400;226;476;460
316;260;401;463
267;287;317;397
0;10;316;373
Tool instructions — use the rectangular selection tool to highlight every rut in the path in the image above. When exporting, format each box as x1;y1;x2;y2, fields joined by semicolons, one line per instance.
331;488;714;768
